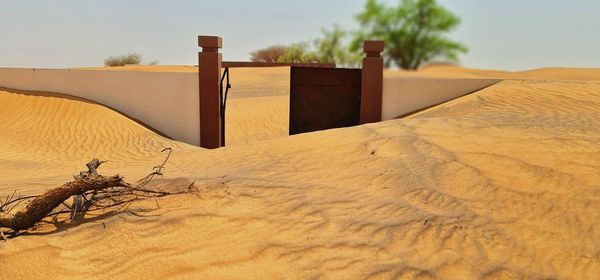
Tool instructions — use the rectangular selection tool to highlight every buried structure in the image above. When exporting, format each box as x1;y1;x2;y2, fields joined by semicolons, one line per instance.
0;35;499;148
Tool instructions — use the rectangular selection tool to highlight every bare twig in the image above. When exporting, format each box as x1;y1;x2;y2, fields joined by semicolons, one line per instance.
136;147;172;189
1;191;39;215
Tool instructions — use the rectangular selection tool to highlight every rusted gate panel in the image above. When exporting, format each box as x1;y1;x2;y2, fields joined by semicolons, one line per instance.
289;66;362;135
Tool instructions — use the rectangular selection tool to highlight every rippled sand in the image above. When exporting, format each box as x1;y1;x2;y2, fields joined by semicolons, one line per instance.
1;68;600;279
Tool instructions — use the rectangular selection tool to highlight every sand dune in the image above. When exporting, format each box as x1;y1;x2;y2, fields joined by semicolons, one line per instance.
0;88;186;196
380;65;600;82
1;68;600;279
399;65;600;80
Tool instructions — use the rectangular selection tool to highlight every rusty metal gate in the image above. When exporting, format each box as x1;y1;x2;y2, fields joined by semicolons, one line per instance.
289;66;362;135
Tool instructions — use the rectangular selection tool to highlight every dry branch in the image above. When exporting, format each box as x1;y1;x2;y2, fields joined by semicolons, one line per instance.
0;175;126;231
0;148;184;238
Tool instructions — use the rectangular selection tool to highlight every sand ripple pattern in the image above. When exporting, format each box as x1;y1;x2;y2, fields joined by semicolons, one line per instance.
1;79;600;279
0;88;187;194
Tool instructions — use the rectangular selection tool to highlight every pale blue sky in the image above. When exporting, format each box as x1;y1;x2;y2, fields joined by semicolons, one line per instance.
1;0;598;70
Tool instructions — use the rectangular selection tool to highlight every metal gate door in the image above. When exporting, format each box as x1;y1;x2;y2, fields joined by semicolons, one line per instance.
289;66;362;135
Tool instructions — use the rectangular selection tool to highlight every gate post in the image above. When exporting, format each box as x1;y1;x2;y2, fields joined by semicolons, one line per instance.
198;36;222;149
360;40;384;124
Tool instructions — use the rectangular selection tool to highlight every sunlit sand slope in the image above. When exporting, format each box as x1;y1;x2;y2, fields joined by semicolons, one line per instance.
226;95;289;145
393;65;600;80
1;78;600;279
384;65;600;81
0;88;187;196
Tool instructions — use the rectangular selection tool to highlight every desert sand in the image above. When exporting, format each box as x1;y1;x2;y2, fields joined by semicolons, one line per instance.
1;66;600;279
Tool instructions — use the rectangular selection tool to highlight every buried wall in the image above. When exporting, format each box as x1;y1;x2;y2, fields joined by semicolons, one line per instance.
0;66;502;147
0;68;199;145
381;75;500;120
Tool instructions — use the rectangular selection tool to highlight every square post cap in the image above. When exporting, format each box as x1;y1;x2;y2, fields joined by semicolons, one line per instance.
363;40;384;55
198;36;222;48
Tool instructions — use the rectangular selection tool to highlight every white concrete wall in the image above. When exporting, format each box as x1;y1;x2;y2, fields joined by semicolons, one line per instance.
0;67;500;146
0;68;199;145
382;76;500;120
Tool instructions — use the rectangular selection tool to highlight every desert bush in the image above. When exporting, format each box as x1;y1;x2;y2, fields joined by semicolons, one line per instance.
250;45;289;63
104;53;143;67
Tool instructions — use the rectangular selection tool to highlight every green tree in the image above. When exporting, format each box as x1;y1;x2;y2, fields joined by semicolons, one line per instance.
314;25;361;67
277;42;319;63
351;0;467;69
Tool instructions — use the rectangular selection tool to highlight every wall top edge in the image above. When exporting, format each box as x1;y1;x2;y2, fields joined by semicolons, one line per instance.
0;67;199;75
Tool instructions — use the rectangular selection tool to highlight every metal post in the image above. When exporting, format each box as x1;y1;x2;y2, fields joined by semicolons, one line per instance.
360;40;384;124
198;36;222;148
